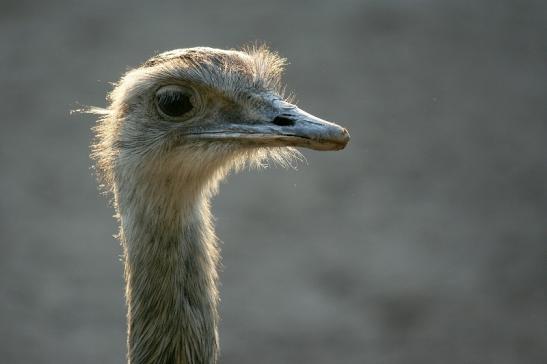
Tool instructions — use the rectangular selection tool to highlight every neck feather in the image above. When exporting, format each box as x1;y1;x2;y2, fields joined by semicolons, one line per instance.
117;180;220;364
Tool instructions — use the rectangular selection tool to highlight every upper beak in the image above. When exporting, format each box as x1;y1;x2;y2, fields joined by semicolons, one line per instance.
186;100;350;151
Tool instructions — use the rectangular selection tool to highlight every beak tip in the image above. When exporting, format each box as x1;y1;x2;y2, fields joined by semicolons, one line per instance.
335;127;350;149
342;127;350;141
316;127;349;151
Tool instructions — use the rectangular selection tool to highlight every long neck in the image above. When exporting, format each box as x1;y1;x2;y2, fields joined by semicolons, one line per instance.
117;184;220;364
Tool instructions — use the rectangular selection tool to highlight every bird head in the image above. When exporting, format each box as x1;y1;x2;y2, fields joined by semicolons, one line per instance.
90;47;349;199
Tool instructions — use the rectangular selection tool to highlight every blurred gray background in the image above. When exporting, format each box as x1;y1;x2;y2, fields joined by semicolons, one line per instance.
1;0;546;363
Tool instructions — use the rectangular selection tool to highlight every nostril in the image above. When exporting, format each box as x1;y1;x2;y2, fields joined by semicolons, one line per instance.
272;116;295;127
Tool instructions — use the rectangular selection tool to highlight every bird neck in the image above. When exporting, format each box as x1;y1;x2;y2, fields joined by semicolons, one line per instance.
118;183;220;364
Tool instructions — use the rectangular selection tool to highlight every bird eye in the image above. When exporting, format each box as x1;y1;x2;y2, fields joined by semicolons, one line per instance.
155;85;195;119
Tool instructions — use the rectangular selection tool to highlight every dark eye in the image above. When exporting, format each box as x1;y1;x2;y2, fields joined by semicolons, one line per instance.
155;85;195;118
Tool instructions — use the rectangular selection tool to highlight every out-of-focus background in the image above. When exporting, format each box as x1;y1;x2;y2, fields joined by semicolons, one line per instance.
1;0;546;363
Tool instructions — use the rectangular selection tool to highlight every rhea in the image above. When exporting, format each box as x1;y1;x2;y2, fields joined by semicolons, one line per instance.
90;47;349;364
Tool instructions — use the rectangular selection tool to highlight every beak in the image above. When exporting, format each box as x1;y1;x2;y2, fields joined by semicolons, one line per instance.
186;100;350;151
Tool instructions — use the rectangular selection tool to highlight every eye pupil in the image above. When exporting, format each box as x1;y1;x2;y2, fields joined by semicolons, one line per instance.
156;90;194;118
